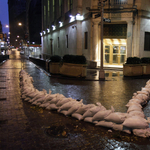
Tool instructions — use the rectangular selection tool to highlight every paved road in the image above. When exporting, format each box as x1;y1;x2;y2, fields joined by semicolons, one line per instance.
0;49;150;150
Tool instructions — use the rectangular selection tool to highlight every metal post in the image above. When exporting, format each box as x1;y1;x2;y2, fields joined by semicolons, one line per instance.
99;0;105;80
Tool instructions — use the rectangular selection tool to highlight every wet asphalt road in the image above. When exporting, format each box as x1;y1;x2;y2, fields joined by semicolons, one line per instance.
0;49;150;150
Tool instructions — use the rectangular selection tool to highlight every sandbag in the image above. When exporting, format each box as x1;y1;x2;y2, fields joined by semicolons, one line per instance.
133;128;150;138
92;110;112;122
65;102;83;116
75;104;95;115
127;105;142;113
126;102;142;108
72;113;83;120
46;103;58;110
127;98;143;105
58;100;77;112
127;111;145;118
39;102;51;108
112;123;123;131
95;120;114;128
104;112;127;124
84;117;93;123
56;98;73;107
83;106;106;119
123;116;149;129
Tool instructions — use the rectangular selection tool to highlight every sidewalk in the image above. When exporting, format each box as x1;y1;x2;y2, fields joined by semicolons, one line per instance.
0;50;150;150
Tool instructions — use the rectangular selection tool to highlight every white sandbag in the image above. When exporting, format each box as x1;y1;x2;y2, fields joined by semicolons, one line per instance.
46;103;58;110
92;110;112;122
146;79;150;85
44;94;58;102
59;110;68;115
24;97;31;101
95;120;114;128
127;111;145;118
127;98;143;105
123;116;149;129
56;98;73;107
112;123;123;131
133;128;150;138
49;97;60;104
127;105;143;113
142;87;150;93
75;104;95;115
84;117;93;123
39;102;51;108
137;91;149;96
83;105;106;119
104;112;127;124
65;101;83;116
72;113;83;120
132;93;149;103
126;102;142;108
58;100;77;112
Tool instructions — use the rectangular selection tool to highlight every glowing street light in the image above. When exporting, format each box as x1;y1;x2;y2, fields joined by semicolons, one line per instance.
18;22;22;26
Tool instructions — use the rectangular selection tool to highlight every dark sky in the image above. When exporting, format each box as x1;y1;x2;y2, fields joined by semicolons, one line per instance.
0;0;9;33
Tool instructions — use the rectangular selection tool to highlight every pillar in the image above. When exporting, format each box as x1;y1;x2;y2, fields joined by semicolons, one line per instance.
127;21;133;57
90;21;99;68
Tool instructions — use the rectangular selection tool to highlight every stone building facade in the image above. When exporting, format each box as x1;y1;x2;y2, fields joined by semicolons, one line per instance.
41;0;150;68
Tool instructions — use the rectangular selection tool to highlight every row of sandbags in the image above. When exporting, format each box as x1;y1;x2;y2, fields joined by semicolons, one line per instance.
19;70;150;138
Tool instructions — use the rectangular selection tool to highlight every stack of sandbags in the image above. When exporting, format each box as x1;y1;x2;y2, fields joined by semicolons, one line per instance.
19;70;150;138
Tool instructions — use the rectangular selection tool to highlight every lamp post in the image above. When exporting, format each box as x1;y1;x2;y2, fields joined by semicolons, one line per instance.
99;0;105;80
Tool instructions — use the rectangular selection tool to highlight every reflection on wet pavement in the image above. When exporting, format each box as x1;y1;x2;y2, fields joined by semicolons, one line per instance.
1;50;150;149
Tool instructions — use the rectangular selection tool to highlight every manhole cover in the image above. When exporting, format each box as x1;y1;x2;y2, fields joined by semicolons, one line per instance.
45;125;68;138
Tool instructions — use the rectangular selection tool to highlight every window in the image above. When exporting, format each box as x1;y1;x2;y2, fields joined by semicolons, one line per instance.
68;0;73;11
84;32;88;49
58;37;60;48
47;0;50;22
144;32;150;51
53;0;55;20
66;35;68;48
59;0;62;16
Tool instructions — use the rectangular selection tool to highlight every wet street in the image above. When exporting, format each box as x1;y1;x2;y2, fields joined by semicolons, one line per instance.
0;49;150;149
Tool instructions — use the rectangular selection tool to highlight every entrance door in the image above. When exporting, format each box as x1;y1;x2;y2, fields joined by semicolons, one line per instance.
104;45;126;65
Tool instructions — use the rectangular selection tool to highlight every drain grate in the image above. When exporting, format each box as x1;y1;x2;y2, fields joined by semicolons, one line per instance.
44;125;68;138
0;98;6;101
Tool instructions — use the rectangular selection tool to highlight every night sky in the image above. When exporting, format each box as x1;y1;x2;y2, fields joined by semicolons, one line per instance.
0;0;9;33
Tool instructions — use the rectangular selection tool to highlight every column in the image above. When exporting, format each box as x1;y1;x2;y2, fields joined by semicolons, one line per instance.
127;21;133;57
76;21;82;55
92;21;99;62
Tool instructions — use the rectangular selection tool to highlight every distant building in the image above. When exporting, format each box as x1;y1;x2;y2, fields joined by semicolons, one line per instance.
8;0;42;48
8;0;26;47
0;21;3;41
41;0;150;68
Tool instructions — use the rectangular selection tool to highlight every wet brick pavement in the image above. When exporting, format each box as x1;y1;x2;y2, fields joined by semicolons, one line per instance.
0;50;150;150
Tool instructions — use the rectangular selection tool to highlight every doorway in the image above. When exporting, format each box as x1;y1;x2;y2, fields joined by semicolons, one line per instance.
104;39;126;66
